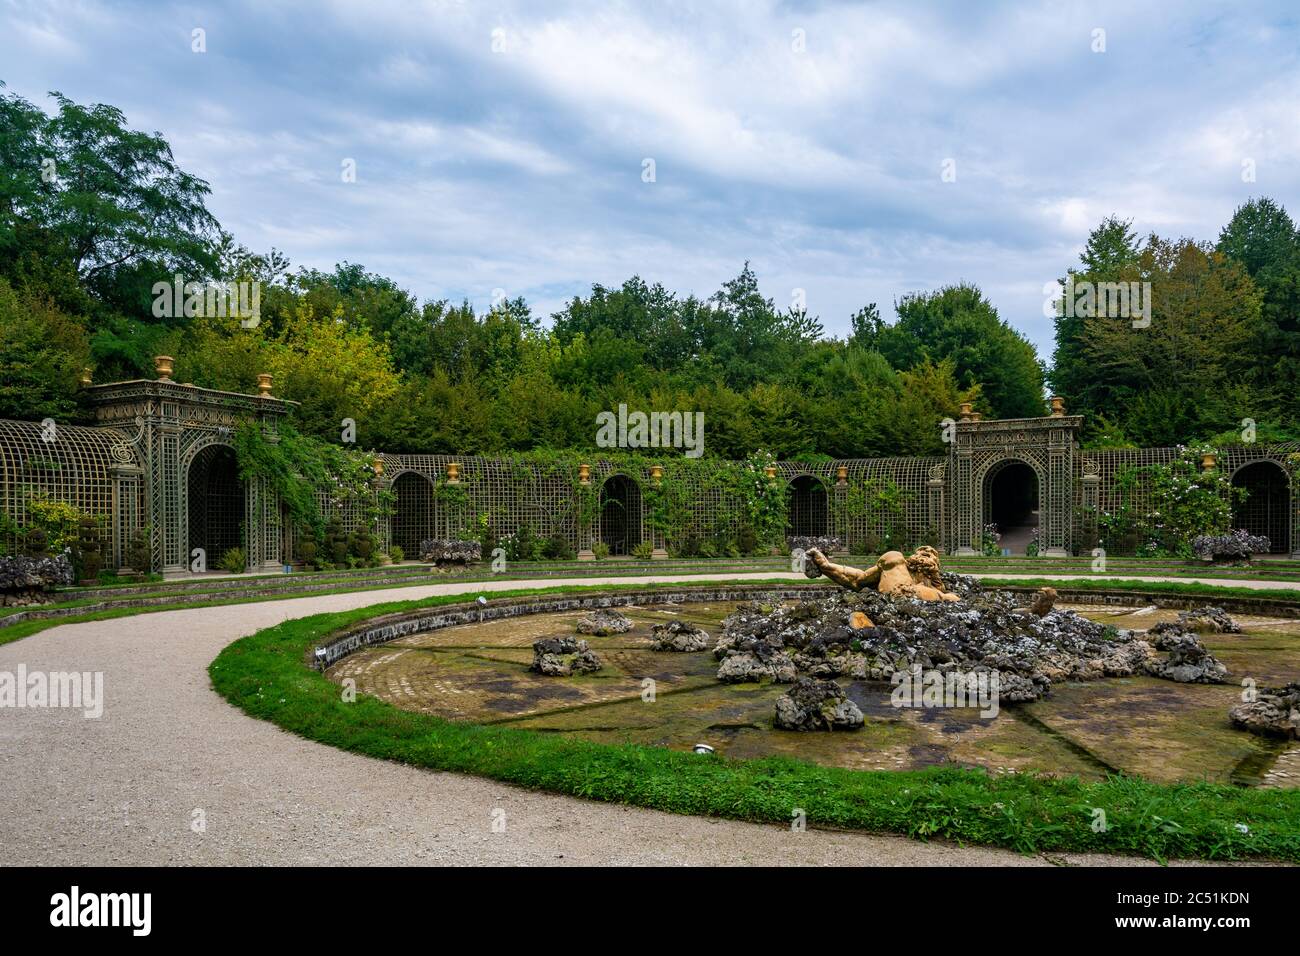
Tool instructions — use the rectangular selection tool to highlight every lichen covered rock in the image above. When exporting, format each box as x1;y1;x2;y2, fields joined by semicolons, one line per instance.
1176;606;1240;634
1230;683;1300;739
575;608;633;636
716;631;798;683
716;579;1228;702
1144;622;1229;683
1144;631;1229;683
418;538;481;565
649;620;710;651
0;553;74;606
530;637;603;676
773;677;864;731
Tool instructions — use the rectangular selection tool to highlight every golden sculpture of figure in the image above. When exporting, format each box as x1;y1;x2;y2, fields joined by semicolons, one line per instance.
803;545;960;602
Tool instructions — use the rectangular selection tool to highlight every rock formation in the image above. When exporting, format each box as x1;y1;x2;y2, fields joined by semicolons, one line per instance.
530;636;603;676
0;553;74;606
649;620;710;651
575;608;633;636
715;576;1229;701
418;538;481;565
774;677;864;731
1192;530;1270;563
1176;606;1240;634
1230;683;1300;740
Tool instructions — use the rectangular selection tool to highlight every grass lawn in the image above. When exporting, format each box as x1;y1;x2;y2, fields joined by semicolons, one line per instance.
208;583;1300;863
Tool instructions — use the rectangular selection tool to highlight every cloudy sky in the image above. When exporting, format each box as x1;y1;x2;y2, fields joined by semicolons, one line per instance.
2;0;1297;357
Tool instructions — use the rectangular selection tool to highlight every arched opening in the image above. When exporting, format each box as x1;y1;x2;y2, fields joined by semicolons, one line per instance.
598;474;642;555
1232;461;1290;554
984;460;1039;555
391;472;435;557
786;475;829;538
187;445;245;570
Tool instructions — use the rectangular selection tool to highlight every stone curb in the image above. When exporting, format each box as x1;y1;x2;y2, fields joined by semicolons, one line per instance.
309;584;837;669
311;582;1300;671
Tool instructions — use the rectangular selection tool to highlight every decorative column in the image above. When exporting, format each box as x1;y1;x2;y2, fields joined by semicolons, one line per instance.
833;465;849;554
576;463;595;561
650;464;668;559
951;426;977;555
1080;459;1100;555
1043;425;1072;557
927;464;946;552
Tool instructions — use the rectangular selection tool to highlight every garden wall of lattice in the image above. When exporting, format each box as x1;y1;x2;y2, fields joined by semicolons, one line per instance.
3;390;1298;571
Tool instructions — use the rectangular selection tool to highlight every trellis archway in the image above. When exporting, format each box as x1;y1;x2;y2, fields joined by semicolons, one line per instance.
983;459;1039;554
786;474;829;538
390;471;435;557
187;444;244;569
598;474;642;555
1231;461;1290;554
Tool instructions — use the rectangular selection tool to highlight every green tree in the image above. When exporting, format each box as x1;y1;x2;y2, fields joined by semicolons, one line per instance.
879;283;1044;419
1049;216;1143;426
1081;237;1262;445
0;278;91;421
1216;197;1300;422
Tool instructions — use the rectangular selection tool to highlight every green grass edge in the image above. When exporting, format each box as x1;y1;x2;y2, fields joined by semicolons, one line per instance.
205;581;1300;863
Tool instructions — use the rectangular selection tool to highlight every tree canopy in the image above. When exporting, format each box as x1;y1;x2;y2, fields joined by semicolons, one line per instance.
3;87;1295;458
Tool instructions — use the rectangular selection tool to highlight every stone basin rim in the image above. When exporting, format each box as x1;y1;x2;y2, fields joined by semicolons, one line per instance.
309;582;1300;671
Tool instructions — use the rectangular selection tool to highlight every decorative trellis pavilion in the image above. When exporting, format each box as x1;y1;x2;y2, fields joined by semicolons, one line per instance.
0;364;1297;574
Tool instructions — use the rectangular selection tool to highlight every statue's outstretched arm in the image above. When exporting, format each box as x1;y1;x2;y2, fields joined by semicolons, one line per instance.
803;548;880;591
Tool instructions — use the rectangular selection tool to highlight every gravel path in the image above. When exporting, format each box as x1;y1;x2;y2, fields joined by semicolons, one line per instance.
0;573;1260;866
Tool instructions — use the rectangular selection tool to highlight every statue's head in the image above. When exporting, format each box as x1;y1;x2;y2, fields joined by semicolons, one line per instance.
906;545;943;583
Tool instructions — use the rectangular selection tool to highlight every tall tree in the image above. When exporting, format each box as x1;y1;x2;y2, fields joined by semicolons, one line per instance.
1081;236;1263;445
878;283;1045;419
1216;198;1300;422
1049;216;1143;431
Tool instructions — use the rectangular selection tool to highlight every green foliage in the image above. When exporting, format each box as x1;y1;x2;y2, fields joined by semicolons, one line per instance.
388;544;404;564
504;522;543;562
7;83;1300;475
1097;448;1244;558
218;547;247;573
25;495;87;553
631;541;654;560
72;516;102;580
125;527;151;573
878;283;1045;419
592;541;610;560
1052;212;1293;446
0;278;90;421
832;477;914;553
233;421;390;540
1217;197;1300;424
542;533;576;561
323;517;349;568
1;87;222;383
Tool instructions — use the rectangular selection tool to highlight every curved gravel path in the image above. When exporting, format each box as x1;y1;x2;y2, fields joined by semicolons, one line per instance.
0;573;1256;867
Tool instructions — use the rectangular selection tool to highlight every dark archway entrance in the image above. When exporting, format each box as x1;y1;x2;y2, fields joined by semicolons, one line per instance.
786;475;829;538
598;475;642;555
188;445;244;569
1232;461;1290;554
391;472;435;557
985;460;1039;554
